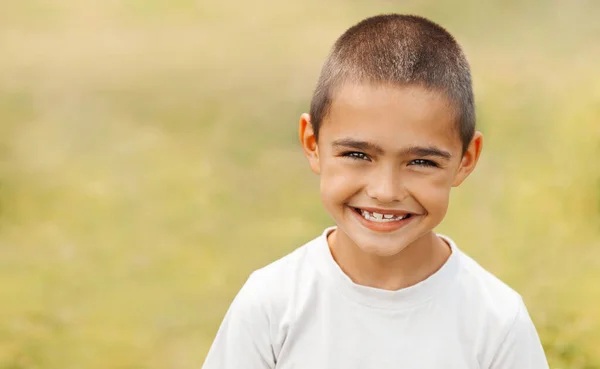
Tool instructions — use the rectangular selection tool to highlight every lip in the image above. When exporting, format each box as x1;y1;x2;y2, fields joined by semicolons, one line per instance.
352;206;412;216
348;205;416;233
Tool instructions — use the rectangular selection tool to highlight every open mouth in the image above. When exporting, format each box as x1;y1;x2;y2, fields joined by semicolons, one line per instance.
351;207;413;223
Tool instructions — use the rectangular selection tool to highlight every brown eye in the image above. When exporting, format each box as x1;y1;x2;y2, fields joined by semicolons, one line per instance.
409;159;438;167
343;152;370;161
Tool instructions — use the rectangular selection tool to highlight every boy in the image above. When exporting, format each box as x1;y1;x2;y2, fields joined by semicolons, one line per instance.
202;14;549;369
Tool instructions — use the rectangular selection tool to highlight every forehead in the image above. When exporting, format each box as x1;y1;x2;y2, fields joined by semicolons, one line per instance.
322;82;461;152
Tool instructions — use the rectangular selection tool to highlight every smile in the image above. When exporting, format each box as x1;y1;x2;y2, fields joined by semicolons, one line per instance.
349;206;416;231
353;208;412;223
349;206;416;232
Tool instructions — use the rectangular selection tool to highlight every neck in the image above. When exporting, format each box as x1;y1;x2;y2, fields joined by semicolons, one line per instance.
327;230;451;291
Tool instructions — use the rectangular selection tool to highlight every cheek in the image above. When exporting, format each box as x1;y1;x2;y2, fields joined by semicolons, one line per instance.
319;158;363;201
408;172;452;212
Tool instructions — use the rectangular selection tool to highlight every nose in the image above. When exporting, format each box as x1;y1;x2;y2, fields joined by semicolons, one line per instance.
365;165;406;204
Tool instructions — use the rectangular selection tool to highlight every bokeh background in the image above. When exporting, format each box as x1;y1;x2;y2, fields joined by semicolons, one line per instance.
1;0;599;368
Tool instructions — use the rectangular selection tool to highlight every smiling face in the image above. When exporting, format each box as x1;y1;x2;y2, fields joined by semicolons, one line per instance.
300;82;482;257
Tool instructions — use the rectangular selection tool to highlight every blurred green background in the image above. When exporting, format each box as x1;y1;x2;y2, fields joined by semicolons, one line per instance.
0;0;599;368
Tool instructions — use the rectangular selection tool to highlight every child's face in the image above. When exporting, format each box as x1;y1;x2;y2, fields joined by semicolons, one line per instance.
300;82;482;257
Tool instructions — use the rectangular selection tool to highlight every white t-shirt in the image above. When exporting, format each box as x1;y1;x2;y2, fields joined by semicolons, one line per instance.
202;228;549;369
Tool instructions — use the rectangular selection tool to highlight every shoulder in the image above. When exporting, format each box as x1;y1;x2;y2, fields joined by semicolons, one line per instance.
250;235;317;289
452;245;524;319
452;251;549;367
446;242;545;363
439;235;524;327
236;233;322;314
440;236;522;310
203;234;324;369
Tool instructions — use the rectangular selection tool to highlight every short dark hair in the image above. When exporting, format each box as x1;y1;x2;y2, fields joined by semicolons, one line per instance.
309;14;475;154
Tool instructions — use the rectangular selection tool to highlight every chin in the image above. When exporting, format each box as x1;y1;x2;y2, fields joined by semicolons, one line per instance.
351;233;414;257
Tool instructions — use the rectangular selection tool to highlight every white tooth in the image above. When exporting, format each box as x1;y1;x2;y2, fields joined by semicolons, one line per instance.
361;210;369;218
384;214;393;219
373;212;383;220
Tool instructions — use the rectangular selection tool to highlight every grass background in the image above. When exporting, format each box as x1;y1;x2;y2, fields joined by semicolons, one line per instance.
0;0;599;367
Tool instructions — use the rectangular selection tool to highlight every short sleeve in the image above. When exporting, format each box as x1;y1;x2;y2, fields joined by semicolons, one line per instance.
202;272;276;369
488;298;549;369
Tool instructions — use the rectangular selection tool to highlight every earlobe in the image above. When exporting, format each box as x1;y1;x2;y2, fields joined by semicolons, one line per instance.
299;113;321;174
452;131;483;187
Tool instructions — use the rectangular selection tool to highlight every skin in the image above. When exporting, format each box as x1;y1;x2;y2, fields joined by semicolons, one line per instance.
299;82;483;291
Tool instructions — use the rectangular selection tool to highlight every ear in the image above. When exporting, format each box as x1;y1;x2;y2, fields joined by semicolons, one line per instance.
452;131;483;187
299;113;321;174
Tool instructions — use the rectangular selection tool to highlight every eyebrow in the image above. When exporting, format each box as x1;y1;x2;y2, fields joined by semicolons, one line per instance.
404;146;452;160
332;138;385;155
331;138;452;160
